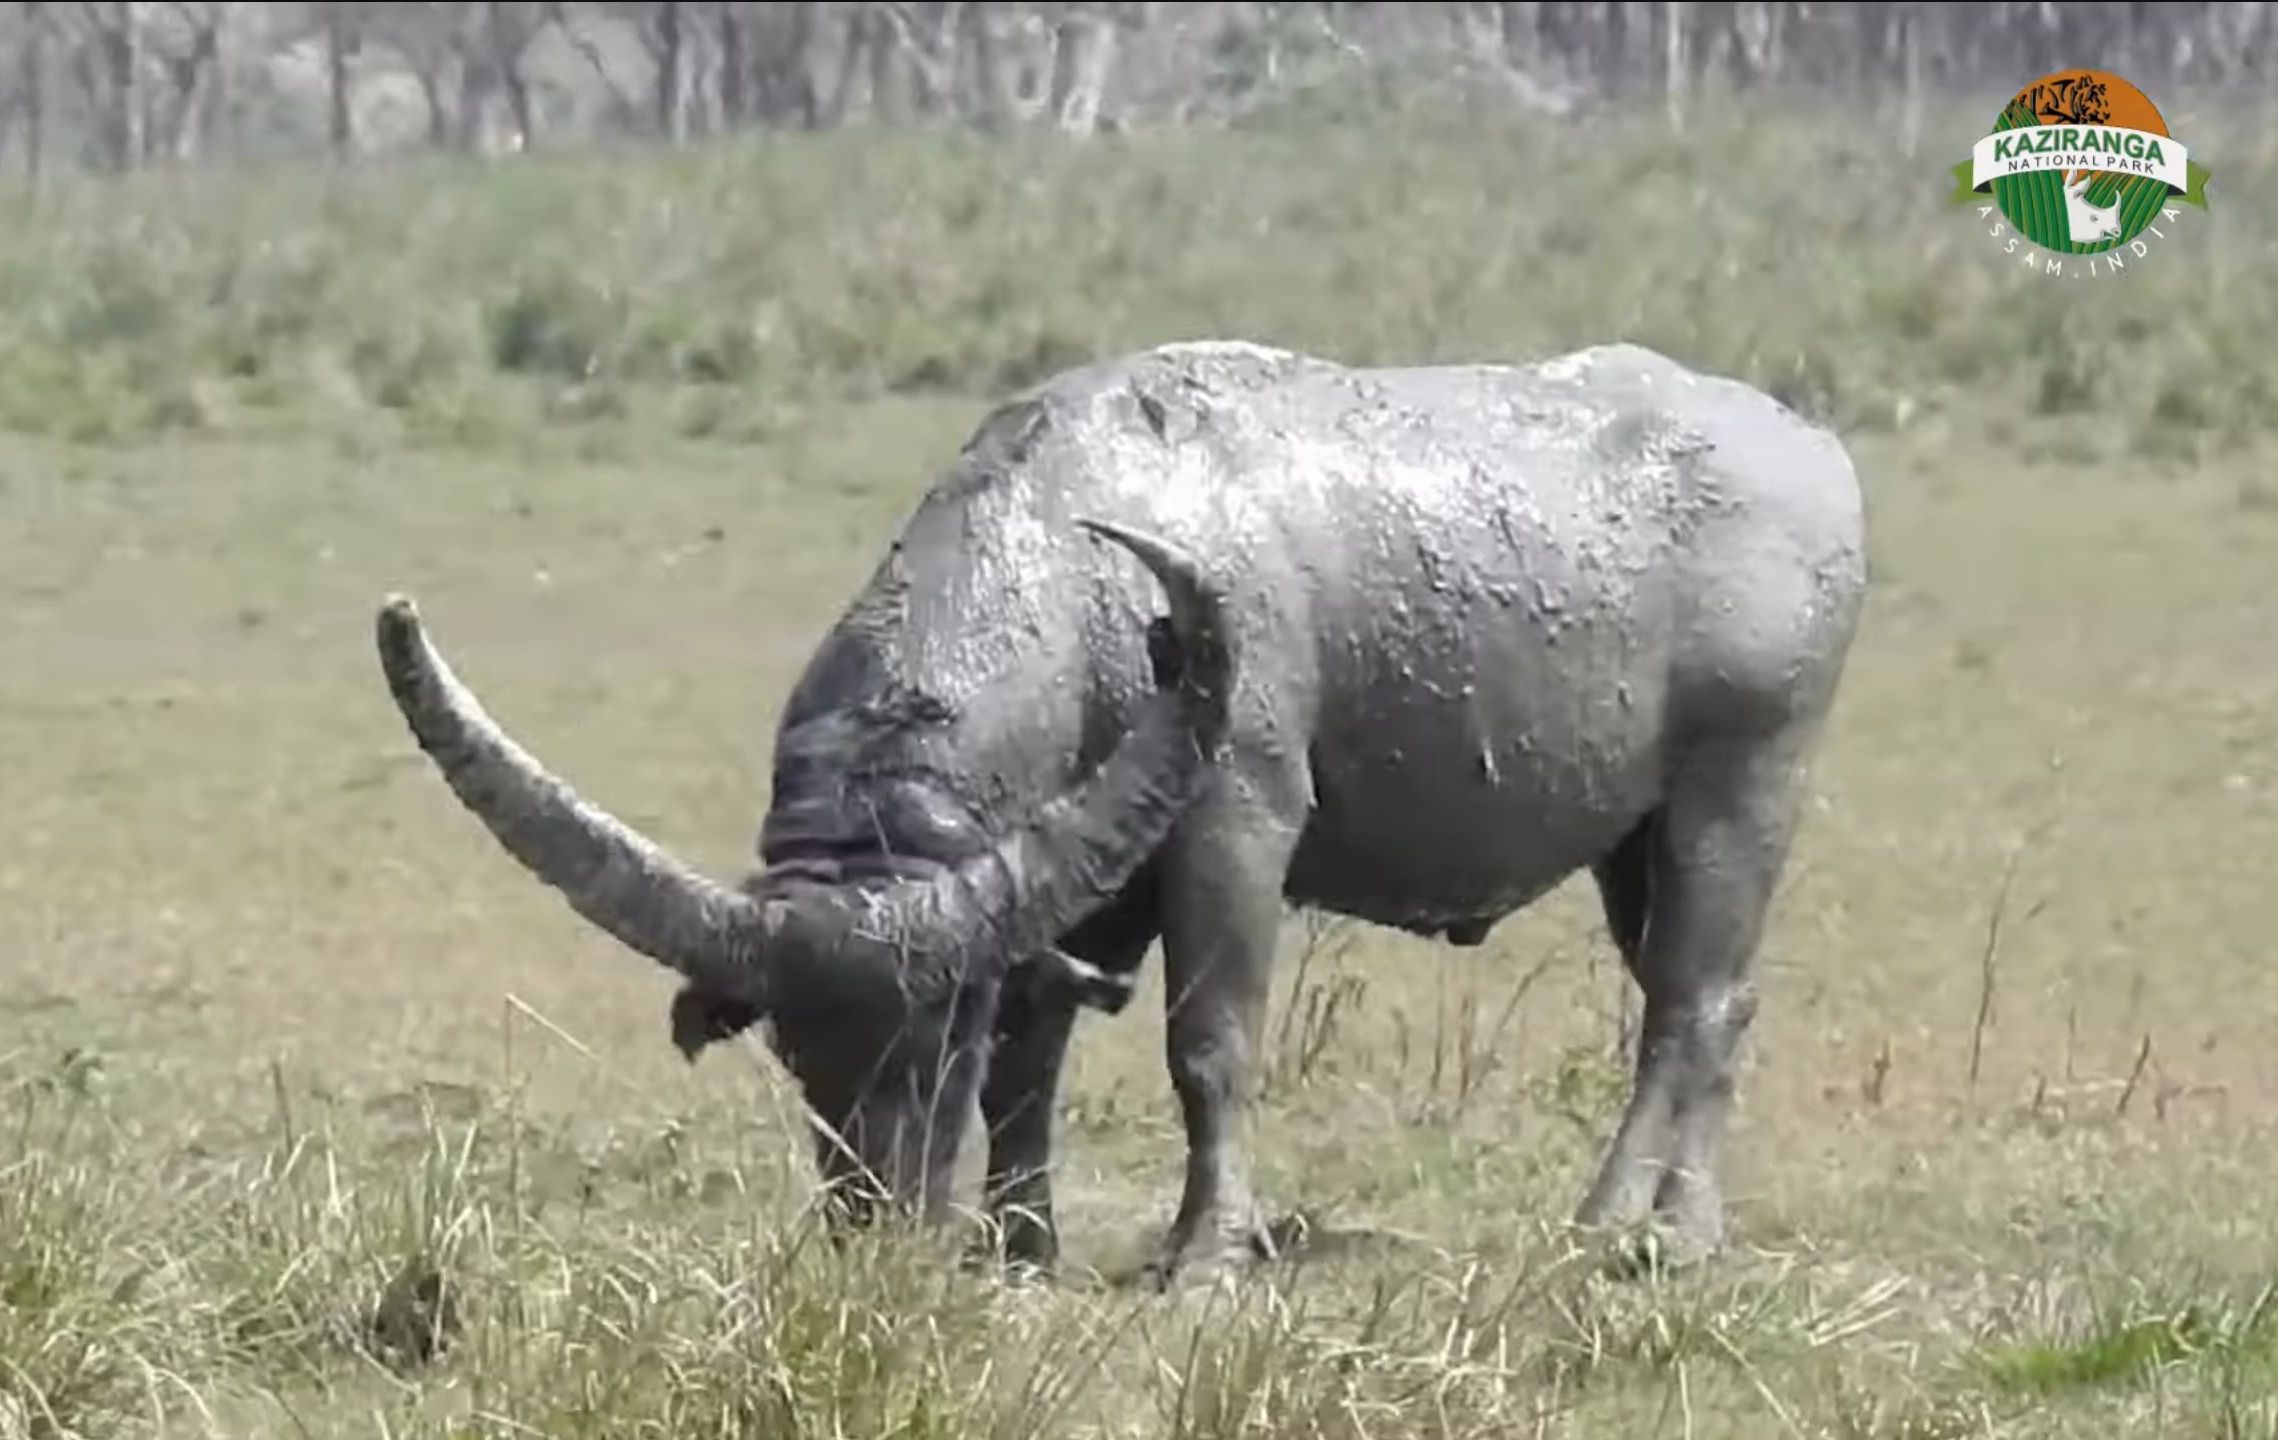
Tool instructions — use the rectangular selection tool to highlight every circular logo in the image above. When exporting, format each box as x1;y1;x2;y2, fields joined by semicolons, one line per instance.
1986;70;2171;255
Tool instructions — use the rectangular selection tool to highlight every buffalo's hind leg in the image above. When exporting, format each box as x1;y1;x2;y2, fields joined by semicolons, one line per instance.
1574;723;1816;1262
1573;814;1668;1229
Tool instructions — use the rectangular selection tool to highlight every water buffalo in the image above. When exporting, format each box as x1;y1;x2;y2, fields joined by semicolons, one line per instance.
375;339;1867;1284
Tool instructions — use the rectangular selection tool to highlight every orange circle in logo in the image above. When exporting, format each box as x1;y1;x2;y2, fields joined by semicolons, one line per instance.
2006;68;2170;185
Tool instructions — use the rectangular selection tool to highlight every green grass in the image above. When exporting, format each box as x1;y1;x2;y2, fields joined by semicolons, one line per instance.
6;94;2278;1436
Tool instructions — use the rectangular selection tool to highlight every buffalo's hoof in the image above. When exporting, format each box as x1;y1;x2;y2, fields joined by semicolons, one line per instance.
1142;1215;1278;1293
962;1207;1061;1286
1582;1218;1723;1282
961;1237;1057;1288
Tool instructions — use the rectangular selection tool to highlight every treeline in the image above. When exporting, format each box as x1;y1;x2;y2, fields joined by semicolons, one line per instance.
0;3;2268;175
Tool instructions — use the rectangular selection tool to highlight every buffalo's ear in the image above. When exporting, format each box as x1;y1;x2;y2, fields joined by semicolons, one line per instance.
669;985;768;1060
1019;948;1138;1015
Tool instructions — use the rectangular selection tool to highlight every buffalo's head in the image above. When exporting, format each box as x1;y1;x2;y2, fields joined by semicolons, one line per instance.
372;520;1230;1226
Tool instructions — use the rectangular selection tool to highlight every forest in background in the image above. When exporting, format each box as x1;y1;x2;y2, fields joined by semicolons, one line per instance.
0;2;2271;175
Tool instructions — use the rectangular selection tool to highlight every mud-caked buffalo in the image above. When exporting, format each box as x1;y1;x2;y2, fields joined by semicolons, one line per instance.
375;339;1867;1284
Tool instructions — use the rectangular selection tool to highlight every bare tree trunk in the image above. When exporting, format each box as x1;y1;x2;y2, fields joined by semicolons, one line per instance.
2039;0;2067;78
715;0;747;126
201;2;229;158
2225;1;2270;86
1600;0;1630;97
787;0;820;128
418;68;450;147
963;2;1014;131
452;37;488;151
550;0;640;132
869;7;906;124
102;0;142;172
21;1;44;181
1046;5;1115;136
656;0;685;140
742;0;816;126
327;2;356;159
1492;0;1582;113
154;11;219;164
919;3;960;119
1900;2;1923;159
874;0;957;122
817;2;870;128
2113;0;2139;81
1727;0;1780;90
378;1;464;150
489;2;536;149
1662;0;1686;130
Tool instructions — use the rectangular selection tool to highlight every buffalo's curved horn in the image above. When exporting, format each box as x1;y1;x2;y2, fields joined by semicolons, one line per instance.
374;596;778;1009
823;518;1237;991
968;517;1235;958
376;515;1232;1021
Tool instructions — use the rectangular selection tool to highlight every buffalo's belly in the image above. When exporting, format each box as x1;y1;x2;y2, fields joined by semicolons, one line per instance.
1282;671;1667;936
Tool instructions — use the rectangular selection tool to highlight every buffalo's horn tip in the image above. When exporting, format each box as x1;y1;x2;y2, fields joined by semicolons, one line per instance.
377;594;422;641
1075;514;1168;559
1074;517;1214;597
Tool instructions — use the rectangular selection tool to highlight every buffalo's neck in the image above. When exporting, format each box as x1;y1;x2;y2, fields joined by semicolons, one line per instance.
757;473;1148;881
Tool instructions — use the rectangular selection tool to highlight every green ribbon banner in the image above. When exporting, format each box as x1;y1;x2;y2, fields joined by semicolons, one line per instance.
1950;157;2212;209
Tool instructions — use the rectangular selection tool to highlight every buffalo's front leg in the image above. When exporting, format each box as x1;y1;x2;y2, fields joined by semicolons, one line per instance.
979;877;1160;1275
979;978;1080;1272
1148;763;1307;1286
1574;724;1815;1261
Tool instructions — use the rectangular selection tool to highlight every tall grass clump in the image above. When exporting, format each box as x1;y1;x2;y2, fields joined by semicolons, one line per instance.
0;93;2269;450
0;1075;201;1439
1972;1272;2278;1404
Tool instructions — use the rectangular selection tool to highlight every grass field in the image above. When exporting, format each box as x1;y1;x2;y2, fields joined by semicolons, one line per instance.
5;94;2278;1437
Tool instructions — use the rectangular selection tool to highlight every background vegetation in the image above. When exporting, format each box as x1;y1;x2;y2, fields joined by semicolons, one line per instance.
4;4;2278;1438
4;3;2276;167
